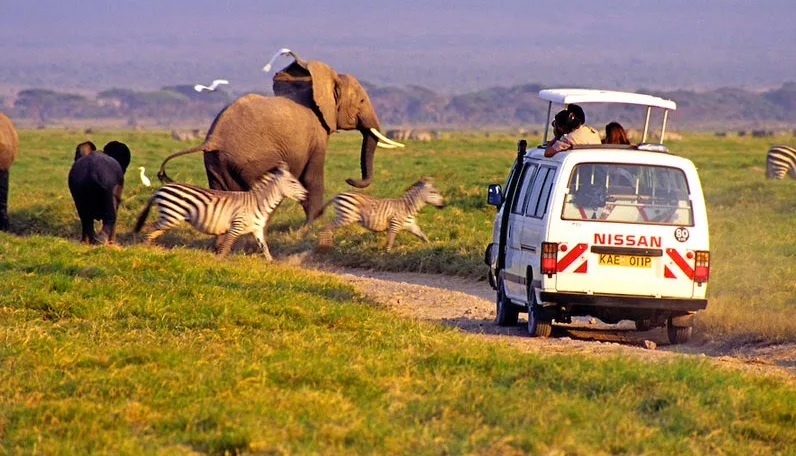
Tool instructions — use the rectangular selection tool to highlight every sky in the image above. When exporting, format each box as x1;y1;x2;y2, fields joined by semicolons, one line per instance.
1;0;795;95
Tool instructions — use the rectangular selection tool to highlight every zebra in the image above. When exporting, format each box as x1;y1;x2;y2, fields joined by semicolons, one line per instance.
134;162;307;260
317;177;445;252
766;145;796;179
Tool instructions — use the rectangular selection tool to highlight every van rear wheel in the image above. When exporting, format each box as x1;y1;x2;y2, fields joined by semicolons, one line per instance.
495;272;519;326
667;317;692;344
527;287;552;338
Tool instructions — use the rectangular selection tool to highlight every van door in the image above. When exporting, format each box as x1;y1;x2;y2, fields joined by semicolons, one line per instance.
504;162;540;299
518;166;558;296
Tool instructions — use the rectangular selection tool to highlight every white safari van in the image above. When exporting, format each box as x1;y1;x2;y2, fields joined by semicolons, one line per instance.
485;89;709;344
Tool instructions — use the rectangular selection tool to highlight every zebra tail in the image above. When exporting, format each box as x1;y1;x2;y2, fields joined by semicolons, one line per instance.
133;195;156;233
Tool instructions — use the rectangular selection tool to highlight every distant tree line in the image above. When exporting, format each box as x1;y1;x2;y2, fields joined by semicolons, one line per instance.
4;82;796;129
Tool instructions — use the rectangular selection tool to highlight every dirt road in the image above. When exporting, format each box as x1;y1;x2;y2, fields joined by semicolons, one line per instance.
305;263;796;380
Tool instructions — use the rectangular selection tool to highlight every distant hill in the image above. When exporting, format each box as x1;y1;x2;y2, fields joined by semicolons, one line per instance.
3;82;796;131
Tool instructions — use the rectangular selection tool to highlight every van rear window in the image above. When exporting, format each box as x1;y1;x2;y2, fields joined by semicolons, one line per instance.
561;163;694;226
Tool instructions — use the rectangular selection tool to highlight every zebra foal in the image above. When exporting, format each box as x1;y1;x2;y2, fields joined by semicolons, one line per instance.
766;145;796;179
134;163;306;260
318;178;445;252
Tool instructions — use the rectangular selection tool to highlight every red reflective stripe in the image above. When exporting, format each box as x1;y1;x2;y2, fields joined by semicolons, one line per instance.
637;207;650;221
666;248;694;280
577;206;588;219
663;265;677;279
573;260;588;273
557;243;588;272
599;204;615;220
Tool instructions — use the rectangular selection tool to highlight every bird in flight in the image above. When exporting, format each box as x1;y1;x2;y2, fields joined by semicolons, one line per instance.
194;79;229;92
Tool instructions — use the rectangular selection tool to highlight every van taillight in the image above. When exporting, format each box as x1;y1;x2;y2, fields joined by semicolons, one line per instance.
541;242;559;275
694;251;710;284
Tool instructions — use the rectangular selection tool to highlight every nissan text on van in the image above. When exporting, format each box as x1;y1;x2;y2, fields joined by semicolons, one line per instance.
485;89;709;344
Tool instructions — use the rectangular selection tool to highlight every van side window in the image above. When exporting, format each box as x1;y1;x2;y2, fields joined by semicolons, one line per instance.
526;167;556;218
511;163;539;214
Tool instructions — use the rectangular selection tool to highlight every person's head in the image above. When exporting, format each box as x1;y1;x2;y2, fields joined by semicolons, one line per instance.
567;104;586;126
604;122;630;145
552;110;571;137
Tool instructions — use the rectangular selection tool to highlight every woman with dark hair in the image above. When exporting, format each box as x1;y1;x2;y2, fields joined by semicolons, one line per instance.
604;121;631;145
544;104;601;157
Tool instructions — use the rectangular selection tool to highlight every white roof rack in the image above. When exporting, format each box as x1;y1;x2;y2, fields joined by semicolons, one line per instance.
538;89;677;111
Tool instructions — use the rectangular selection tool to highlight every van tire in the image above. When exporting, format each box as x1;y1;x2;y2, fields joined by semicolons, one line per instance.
526;287;552;338
667;318;692;344
495;272;519;326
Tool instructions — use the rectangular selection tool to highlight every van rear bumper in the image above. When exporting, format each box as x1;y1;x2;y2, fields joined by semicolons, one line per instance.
540;291;707;312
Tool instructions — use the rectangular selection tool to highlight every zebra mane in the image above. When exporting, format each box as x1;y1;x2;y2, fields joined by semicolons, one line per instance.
250;166;289;193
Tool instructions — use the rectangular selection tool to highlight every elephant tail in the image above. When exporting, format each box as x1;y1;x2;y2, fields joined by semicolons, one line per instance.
157;142;209;183
133;195;156;233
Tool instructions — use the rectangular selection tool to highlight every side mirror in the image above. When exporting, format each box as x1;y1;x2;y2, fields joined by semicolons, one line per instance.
487;184;503;206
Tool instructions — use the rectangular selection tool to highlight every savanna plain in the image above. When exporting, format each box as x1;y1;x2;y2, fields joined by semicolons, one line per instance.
2;129;796;455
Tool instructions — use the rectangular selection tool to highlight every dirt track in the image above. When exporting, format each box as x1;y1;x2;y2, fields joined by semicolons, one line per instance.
303;263;796;380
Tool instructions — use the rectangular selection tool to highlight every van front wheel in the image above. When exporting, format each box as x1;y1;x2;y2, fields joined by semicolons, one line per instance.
495;272;519;326
527;287;552;338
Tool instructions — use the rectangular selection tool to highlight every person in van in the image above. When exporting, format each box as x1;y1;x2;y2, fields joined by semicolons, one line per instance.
604;121;632;145
544;105;602;157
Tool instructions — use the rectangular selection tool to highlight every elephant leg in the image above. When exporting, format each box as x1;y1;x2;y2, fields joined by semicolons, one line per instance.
300;152;326;224
98;190;119;244
73;196;97;244
205;151;247;191
80;217;96;244
0;169;9;231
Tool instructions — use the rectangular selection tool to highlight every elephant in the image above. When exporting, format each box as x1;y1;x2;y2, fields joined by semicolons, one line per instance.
157;50;405;223
68;141;131;244
0;112;19;231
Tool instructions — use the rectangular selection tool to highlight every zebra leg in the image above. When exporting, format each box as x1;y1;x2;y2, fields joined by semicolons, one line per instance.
145;228;165;243
384;219;403;252
316;204;355;251
214;233;227;252
217;219;245;256
217;234;238;257
252;229;273;261
144;216;179;244
405;221;429;242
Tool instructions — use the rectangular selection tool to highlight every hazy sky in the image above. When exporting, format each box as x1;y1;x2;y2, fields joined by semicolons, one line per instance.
1;0;795;94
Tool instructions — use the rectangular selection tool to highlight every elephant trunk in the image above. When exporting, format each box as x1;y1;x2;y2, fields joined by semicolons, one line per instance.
346;129;378;188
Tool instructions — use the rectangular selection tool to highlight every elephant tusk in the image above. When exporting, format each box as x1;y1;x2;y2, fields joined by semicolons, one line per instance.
377;142;398;149
369;128;405;148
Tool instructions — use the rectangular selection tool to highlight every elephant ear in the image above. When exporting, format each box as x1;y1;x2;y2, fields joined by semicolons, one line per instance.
273;59;338;134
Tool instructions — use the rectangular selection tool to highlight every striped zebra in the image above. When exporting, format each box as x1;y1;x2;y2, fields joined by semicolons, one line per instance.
318;178;445;252
766;145;796;179
134;163;307;260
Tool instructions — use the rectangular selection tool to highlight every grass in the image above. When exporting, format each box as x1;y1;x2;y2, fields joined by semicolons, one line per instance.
2;129;796;454
2;235;796;455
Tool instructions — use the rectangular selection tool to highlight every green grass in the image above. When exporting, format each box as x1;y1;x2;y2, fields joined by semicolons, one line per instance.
2;129;796;454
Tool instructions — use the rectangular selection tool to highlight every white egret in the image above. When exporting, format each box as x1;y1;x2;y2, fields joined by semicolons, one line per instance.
263;48;298;72
138;166;151;187
193;79;229;92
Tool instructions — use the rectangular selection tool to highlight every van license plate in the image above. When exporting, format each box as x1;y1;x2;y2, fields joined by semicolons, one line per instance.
598;254;652;268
